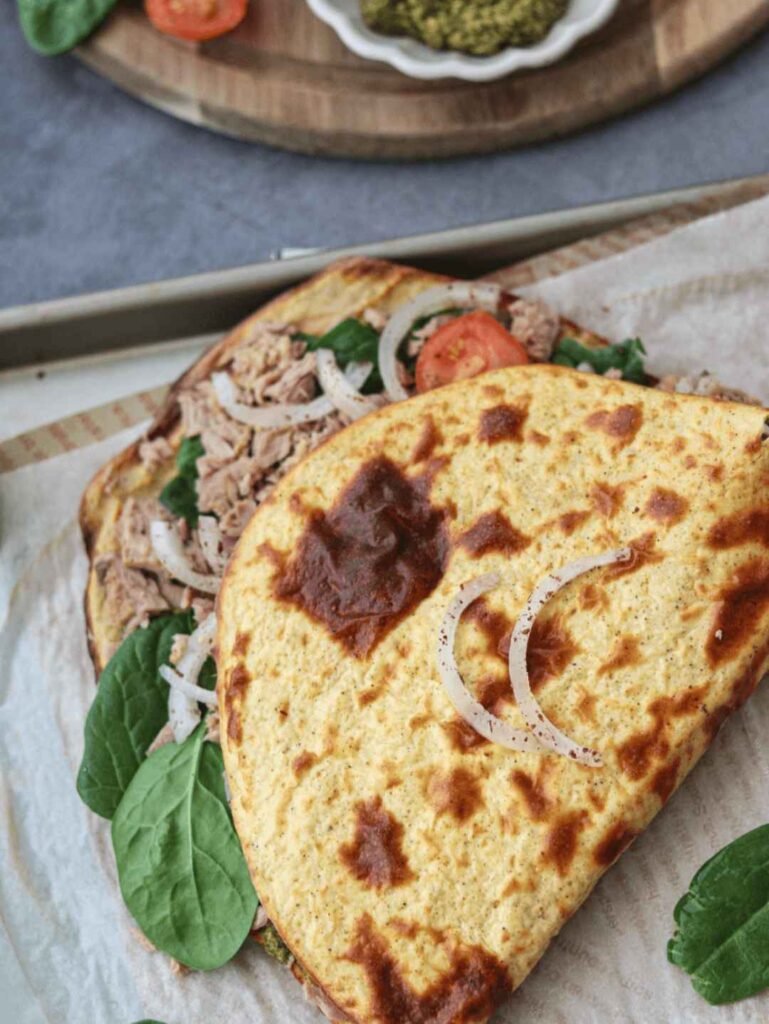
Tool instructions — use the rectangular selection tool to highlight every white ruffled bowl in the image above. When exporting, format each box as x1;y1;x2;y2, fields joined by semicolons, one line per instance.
305;0;620;82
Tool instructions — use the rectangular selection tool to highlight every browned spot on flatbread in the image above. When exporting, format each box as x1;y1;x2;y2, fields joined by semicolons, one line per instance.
476;676;514;715
483;384;505;399
458;511;530;557
257;541;285;570
708;507;769;549
292;751;318;778
544;811;588;876
651;758;680;804
527;615;579;692
233;632;250;656
576;689;598;724
594;822;637;866
359;664;391;707
443;718;488;753
580;583;609;611
645;487;689;525
706;635;769;741
598;635;641;675
478;403;528;444
464;596;512;661
706;463;725;482
273;457;448;658
591;482;625;518
346;914;510;1024
528;430;550;446
617;686;707;780
340;797;413;889
707;558;769;667
427;767;483;823
390;918;419;940
585;404;643;447
511;768;551;821
605;532;664;580
558;510;590;535
224;663;250;744
412;416;443;464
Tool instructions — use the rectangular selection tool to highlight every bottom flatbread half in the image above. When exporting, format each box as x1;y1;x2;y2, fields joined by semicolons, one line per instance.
219;364;769;1023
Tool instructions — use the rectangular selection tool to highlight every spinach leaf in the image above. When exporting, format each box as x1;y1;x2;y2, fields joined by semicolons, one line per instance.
17;0;117;55
159;435;204;528
552;337;647;384
76;609;197;820
668;824;769;1004
112;724;258;971
302;318;382;394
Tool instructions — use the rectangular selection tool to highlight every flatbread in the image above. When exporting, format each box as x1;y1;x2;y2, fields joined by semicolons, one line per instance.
218;364;769;1024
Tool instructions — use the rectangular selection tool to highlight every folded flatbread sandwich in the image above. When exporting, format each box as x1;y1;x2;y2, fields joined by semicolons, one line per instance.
76;257;769;1022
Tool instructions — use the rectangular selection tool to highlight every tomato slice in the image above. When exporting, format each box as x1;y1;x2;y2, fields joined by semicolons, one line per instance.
145;0;246;41
414;311;529;393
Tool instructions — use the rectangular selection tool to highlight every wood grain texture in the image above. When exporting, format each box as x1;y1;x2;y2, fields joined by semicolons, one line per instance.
75;0;769;159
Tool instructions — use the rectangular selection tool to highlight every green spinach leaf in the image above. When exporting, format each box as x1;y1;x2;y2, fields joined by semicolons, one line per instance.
17;0;117;55
302;318;382;394
159;435;204;527
552;337;647;384
76;609;197;820
112;724;258;971
668;824;769;1004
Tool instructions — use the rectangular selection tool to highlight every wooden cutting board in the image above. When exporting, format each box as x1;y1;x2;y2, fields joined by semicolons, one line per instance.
75;0;769;159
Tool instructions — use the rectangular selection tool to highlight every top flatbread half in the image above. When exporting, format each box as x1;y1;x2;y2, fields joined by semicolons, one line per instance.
218;365;769;1024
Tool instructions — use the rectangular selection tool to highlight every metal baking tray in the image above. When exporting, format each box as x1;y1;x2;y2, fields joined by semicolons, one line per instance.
0;174;766;371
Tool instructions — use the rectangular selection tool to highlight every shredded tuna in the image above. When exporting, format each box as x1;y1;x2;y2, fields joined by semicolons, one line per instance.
362;306;388;331
506;297;560;361
406;314;454;359
205;710;221;744
219;499;258;540
148;722;175;754
117;497;172;573
261;351;317;405
657;371;759;405
179;381;250;459
94;554;169;638
192;596;215;624
138;436;174;472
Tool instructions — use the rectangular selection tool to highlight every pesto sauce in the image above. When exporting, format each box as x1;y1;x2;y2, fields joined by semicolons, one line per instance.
361;0;569;55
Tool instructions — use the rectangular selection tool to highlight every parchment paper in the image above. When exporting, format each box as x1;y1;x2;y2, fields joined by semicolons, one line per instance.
2;196;769;1024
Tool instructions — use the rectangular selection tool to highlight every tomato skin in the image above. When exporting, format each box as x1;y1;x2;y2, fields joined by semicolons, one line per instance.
145;0;246;41
414;311;529;393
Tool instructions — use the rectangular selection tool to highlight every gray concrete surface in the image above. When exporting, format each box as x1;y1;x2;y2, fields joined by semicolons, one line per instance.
1;2;768;311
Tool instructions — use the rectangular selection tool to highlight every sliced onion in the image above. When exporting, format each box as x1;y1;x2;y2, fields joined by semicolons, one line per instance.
379;282;502;401
211;361;371;431
508;547;632;768
315;351;378;421
161;614;218;741
150;520;221;594
437;572;545;754
197;515;228;575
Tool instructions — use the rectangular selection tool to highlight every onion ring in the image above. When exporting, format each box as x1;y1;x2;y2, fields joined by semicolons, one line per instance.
437;572;544;754
161;614;218;742
508;547;631;768
212;361;371;431
378;281;502;401
150;520;221;594
315;351;378;421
